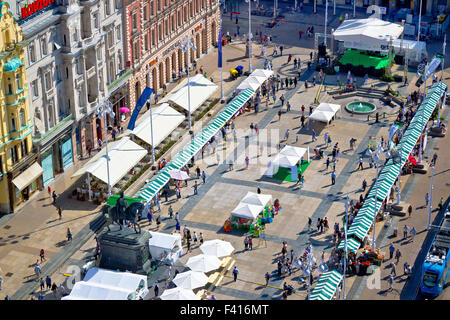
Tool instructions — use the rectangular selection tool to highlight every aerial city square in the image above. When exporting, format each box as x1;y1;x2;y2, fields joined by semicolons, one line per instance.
0;0;448;303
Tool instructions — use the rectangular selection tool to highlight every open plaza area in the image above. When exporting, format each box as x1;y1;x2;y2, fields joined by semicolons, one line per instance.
0;0;450;305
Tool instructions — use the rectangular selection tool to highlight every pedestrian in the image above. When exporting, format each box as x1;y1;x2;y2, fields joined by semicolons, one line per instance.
391;262;397;276
278;110;282;121
438;197;444;211
312;129;317;142
175;220;181;233
186;238;191;252
357;156;364;170
410;227;416;241
301;115;305;127
279;45;283;56
52;191;57;204
193;181;198;195
34;264;41;280
199;232;204;244
432;152;438;165
233;266;239;281
40;248;45;262
287;101;291;112
408;204;412;217
147;206;153;224
362;179;367;191
388;274;394;291
389;243;395;260
331;171;336;185
156;215;161;229
168;205;173;219
317;218;321;232
395;249;402;265
47;185;52;198
40;278;45;291
244;236;249;250
193;231;198;245
45;275;52;290
67;228;72;242
308;217;312;231
403;225;409;239
326;157;330;170
154;283;159;297
248;237;253;250
265;272;270;285
425;193;429;207
245;156;249;169
201;170;206;184
284;129;290;141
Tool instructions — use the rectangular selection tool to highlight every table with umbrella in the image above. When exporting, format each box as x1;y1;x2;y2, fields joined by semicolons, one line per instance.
186;254;222;273
172;271;209;290
200;240;235;258
160;287;200;300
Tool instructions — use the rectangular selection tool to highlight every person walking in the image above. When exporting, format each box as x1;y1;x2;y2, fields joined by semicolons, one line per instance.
278;110;282;121
408;204;412;217
425;193;429;207
40;248;45;262
301;115;305;127
389;243;395;260
193;181;198;195
168;205;173;219
45;275;52;290
248;237;253;250
57;206;62;220
403;225;409;239
438;197;444;211
66;228;72;242
201;171;206;184
52;191;57;204
395;249;402;265
323;132;329;147
388;274;394;291
362;179;367;191
232;266;239;282
34;263;41;281
308;217;312;231
331;171;336;185
245;156;250;169
357;156;364;170
410;227;416;241
154;283;159;297
265;272;271;286
312;129;317;142
40;278;45;291
244;236;249;250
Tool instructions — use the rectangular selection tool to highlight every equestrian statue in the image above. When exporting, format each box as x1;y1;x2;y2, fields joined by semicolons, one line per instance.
101;191;144;233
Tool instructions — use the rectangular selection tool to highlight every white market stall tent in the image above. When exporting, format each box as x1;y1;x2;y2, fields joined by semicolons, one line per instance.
240;192;272;207
250;69;274;80
236;76;262;92
62;267;148;300
168;73;218;113
231;202;263;220
148;231;182;264
392;39;427;62
333;18;404;51
131;103;185;148
71;137;148;188
265;145;309;177
316;102;341;114
309;110;335;124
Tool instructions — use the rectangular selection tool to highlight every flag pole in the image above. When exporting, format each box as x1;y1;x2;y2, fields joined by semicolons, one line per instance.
148;72;155;164
219;0;224;102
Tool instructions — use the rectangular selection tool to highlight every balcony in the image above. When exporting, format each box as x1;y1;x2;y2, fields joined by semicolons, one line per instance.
86;66;96;79
46;87;55;97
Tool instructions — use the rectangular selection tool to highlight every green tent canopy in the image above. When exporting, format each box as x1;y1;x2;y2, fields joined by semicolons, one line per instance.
339;49;394;69
309;270;343;300
107;195;144;206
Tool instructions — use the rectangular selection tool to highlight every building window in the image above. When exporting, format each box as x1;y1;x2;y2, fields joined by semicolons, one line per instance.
115;25;121;42
29;44;36;63
132;13;137;31
178;10;181;26
31;80;39;97
184;6;187;22
164;0;168;7
16;74;21;90
107;30;114;48
8;84;12;94
11;117;16;131
45;72;52;90
11;145;18;164
117;50;123;70
105;0;111;15
115;0;121;9
20;109;25;127
171;15;175;32
97;47;102;61
76;58;82;75
133;41;139;60
40;37;47;56
93;12;99;29
144;33;149;51
73;28;78;43
151;29;155;45
157;0;161;11
158;24;162;40
150;1;154;15
144;4;149;20
165;20;168;36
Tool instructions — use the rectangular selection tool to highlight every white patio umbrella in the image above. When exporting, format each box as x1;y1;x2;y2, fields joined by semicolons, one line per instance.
172;271;209;289
160;287;200;300
200;239;235;257
186;254;222;273
168;169;190;180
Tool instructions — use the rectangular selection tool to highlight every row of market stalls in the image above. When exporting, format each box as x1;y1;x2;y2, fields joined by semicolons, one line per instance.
338;81;448;256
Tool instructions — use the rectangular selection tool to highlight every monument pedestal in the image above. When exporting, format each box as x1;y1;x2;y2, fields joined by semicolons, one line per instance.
98;225;152;274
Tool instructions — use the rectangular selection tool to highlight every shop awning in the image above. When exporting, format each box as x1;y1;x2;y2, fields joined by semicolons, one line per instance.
136;88;254;202
337;238;361;254
309;270;343;300
12;162;43;191
168;74;218;113
348;197;383;241
72;137;147;187
132;103;185;147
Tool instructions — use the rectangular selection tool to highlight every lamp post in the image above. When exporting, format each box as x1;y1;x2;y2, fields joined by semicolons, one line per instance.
427;164;435;230
417;0;423;61
306;243;313;299
439;34;446;122
324;0;328;48
179;36;196;130
314;0;316;14
219;0;225;101
147;72;155;164
343;195;349;300
418;62;428;164
353;0;356;18
96;100;115;196
246;0;255;72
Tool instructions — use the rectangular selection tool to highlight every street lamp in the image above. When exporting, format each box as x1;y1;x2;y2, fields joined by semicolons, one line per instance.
245;0;256;73
96;100;115;196
342;195;350;300
179;35;197;130
324;0;329;48
147;72;155;164
353;0;356;18
417;0;423;61
219;0;225;101
427;164;435;230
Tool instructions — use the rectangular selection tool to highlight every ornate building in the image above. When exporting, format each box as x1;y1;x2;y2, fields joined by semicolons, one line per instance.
0;2;42;213
123;0;220;109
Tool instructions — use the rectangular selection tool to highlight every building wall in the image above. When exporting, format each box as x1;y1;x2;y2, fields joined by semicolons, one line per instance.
124;0;220;110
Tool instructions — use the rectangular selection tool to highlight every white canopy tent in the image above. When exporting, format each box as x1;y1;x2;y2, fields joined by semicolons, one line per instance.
240;192;272;207
71;137;147;187
265;145;309;177
62;268;148;300
236;76;262;92
250;69;274;79
309;110;336;124
131;103;185;147
231;202;263;220
168;74;218;113
333;18;404;51
248;75;267;85
148;231;182;264
316;103;341;114
392;39;427;62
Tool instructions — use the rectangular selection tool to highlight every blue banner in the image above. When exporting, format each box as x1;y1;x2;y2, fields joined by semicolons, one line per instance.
127;87;154;131
218;28;223;68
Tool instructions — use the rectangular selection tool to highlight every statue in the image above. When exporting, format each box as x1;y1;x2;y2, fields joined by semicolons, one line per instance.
101;192;144;233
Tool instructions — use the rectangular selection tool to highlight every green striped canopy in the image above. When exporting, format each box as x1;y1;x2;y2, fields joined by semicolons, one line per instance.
337;237;361;254
309;270;343;300
135;89;255;201
348;197;383;241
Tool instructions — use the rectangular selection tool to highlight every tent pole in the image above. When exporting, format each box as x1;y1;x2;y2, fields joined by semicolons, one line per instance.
88;172;92;202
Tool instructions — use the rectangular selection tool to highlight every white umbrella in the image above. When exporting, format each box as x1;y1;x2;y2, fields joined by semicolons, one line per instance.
168;169;190;180
160;287;200;300
200;239;235;257
186;254;222;273
172;271;209;289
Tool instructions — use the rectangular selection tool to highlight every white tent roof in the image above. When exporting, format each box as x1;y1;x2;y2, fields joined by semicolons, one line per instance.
248;75;267;85
71;137;147;186
240;191;272;207
236;76;262;91
160;287;200;300
148;231;181;250
169;73;217;113
200;239;235;257
316;103;341;114
250;69;273;79
309;110;335;123
132;103;185;147
186;254;222;273
333;18;404;48
172;271;209;290
231;202;263;220
62;268;147;300
279;145;308;158
271;153;301;168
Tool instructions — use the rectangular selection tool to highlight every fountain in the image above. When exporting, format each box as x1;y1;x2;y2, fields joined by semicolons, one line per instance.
345;101;376;114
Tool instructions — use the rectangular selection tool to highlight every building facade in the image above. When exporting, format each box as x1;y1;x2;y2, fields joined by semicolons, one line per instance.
0;2;42;213
14;0;126;186
123;0;220;110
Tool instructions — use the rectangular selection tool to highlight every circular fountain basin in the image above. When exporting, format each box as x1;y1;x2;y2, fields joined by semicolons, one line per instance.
345;101;377;114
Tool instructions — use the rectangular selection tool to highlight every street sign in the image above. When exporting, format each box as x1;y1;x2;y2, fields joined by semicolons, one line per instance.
423;57;442;81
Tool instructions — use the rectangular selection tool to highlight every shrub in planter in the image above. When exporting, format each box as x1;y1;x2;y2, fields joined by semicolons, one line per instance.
380;74;395;82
